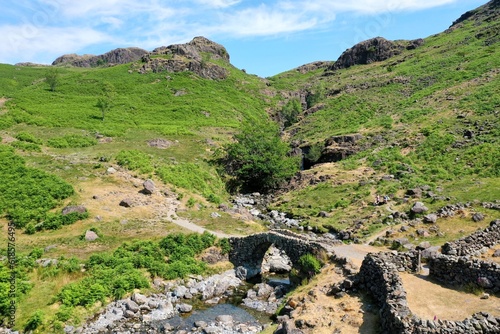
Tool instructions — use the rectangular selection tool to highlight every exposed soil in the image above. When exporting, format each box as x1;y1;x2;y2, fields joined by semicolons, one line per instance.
286;263;379;334
77;167;234;238
401;271;500;321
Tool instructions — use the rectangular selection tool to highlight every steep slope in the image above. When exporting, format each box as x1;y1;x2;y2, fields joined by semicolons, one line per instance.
269;0;499;239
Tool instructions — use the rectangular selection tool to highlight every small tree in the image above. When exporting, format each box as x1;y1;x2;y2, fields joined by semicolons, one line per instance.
45;67;59;92
281;98;302;127
96;82;116;121
219;120;300;193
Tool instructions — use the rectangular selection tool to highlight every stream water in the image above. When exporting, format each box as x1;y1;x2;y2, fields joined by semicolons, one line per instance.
158;274;291;332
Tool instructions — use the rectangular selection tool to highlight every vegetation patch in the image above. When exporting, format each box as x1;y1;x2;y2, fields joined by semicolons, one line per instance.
0;146;74;228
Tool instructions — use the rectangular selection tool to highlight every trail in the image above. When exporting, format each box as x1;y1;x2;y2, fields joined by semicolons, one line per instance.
165;207;237;239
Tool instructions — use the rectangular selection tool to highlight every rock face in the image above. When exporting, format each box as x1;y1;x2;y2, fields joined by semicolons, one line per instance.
451;0;500;27
293;61;333;74
301;134;363;169
329;37;423;71
51;36;230;79
139;36;230;79
154;36;229;62
52;47;148;67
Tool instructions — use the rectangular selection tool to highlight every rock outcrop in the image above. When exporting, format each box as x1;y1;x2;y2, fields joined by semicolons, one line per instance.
52;47;148;67
451;0;500;27
152;36;229;62
139;37;230;79
329;37;423;71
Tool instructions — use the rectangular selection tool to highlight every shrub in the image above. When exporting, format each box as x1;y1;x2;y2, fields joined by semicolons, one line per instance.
304;142;323;165
24;310;44;332
0;146;74;227
47;134;97;148
156;162;225;201
59;257;81;274
334;199;350;208
15;131;42;144
10;140;42;152
29;248;44;259
297;253;322;277
218;238;231;255
24;222;36;235
186;197;196;208
116;149;153;174
281;98;302;127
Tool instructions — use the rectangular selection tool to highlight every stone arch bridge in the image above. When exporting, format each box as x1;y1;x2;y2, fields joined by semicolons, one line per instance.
228;230;328;279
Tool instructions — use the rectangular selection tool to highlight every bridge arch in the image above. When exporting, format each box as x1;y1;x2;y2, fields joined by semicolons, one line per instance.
228;230;327;279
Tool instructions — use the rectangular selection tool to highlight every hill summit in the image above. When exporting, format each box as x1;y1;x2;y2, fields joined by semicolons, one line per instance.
52;36;231;79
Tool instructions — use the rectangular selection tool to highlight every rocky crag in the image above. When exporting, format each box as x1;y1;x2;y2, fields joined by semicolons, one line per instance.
52;36;231;79
52;47;148;67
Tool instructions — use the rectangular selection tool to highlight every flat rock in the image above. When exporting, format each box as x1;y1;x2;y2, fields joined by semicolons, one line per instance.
62;205;87;215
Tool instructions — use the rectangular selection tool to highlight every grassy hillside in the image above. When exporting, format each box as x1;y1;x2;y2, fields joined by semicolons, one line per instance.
0;54;273;330
268;2;499;239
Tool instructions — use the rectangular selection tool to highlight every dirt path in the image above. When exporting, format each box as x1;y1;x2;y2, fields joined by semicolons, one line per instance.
77;167;237;239
165;207;237;239
329;243;379;267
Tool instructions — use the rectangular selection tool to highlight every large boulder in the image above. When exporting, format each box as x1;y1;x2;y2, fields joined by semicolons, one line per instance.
142;179;155;195
85;230;99;241
411;202;429;214
423;214;438;224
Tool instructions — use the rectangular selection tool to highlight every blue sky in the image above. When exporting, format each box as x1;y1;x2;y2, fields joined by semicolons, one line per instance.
0;0;488;77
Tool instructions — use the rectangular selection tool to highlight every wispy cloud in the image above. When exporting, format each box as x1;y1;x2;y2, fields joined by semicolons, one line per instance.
0;0;464;64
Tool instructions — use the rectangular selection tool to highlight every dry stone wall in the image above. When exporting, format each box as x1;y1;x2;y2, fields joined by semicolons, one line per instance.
355;251;500;333
429;254;500;292
441;220;500;256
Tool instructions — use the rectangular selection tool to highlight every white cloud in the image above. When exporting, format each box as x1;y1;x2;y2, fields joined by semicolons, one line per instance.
0;0;465;64
194;0;241;8
0;24;110;64
215;4;320;36
301;0;457;15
